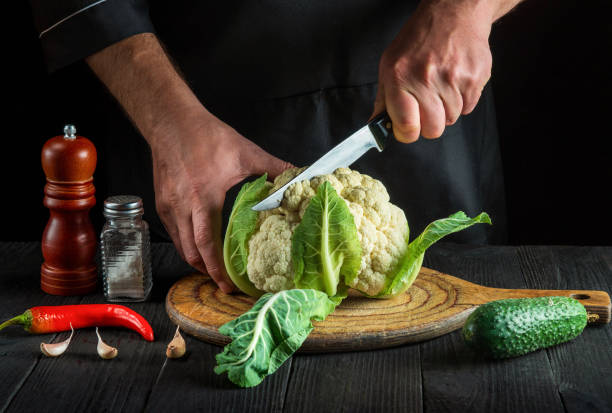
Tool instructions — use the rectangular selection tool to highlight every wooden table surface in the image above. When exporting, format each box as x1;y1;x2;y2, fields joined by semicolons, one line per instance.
0;242;611;413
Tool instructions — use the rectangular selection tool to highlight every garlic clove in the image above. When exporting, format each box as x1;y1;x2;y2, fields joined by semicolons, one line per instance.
96;327;118;359
40;323;74;357
166;326;186;359
41;324;74;357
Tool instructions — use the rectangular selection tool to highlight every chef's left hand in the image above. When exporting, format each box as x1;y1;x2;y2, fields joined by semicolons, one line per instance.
372;0;498;142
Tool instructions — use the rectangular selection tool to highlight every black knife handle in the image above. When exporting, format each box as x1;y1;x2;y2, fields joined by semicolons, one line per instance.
368;111;393;151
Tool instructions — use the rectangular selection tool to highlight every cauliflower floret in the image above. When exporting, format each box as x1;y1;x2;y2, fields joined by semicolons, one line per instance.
246;167;409;296
247;215;297;292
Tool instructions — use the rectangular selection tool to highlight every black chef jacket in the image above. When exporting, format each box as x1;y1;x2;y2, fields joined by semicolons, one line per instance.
29;0;507;244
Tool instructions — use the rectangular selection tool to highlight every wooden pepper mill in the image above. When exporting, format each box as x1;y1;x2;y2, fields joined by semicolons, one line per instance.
41;125;98;295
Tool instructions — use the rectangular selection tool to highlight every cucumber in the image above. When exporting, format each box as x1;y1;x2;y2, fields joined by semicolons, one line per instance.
462;296;587;359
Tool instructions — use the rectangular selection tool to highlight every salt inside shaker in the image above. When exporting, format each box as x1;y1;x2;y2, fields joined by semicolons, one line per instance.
101;195;152;302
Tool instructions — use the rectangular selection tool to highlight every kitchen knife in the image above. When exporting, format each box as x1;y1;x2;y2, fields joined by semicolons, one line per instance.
252;111;393;211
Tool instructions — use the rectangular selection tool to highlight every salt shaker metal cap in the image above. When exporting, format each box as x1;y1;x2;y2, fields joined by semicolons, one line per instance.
104;195;144;218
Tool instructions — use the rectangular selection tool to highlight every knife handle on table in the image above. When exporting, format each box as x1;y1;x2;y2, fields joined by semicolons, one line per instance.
368;111;393;151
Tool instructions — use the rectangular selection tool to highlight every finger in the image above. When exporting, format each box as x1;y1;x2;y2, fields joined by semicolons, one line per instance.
460;74;488;115
248;148;294;179
385;85;421;143
415;90;446;139
175;209;207;274
461;84;483;115
439;85;463;126
369;83;386;121
156;199;186;260
192;205;235;294
162;218;184;260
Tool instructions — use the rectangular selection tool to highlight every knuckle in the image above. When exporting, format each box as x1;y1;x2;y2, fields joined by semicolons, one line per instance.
463;98;480;115
205;263;222;279
462;104;475;115
155;197;171;217
462;90;482;115
422;123;445;139
184;251;201;267
463;74;480;90
194;223;214;250
419;54;437;87
393;114;418;133
444;67;460;88
280;161;294;172
389;58;409;84
393;125;420;143
446;103;461;124
477;71;490;90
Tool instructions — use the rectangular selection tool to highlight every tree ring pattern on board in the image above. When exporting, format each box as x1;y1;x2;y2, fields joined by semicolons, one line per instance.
165;268;476;353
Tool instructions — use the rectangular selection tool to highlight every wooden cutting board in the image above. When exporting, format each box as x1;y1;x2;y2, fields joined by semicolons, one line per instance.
165;267;611;353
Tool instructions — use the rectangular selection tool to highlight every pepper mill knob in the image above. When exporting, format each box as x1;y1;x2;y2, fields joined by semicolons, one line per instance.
64;124;76;139
41;125;98;295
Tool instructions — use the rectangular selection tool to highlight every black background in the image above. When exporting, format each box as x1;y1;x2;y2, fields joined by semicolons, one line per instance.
3;0;611;245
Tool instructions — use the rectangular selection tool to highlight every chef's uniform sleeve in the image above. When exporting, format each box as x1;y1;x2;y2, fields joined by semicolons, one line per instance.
29;0;155;72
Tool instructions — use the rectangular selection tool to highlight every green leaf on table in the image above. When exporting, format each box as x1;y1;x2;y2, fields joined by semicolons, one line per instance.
291;181;361;297
376;211;492;297
215;289;339;387
222;174;270;297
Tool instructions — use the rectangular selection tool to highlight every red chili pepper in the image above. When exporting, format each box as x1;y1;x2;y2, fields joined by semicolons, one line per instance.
0;304;154;341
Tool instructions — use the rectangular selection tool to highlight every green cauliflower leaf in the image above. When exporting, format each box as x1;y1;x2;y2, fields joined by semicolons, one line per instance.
375;211;492;297
291;181;361;297
222;174;270;297
215;289;339;387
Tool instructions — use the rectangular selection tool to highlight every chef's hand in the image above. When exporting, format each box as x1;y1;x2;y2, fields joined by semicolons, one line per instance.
373;0;516;142
149;110;291;293
86;33;292;293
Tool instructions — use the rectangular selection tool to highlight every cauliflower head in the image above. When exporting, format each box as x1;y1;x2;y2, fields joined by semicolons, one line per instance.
246;167;409;296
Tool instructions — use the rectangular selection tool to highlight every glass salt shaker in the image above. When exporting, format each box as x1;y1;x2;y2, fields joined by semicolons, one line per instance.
100;195;152;302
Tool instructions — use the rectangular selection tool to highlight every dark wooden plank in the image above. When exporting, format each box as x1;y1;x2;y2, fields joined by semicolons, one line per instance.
282;345;422;413
145;338;292;413
4;243;191;413
517;246;612;413
144;242;294;413
3;242;609;412
0;243;83;412
419;244;565;413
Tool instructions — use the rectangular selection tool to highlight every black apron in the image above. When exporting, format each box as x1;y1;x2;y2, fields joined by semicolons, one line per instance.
32;0;507;244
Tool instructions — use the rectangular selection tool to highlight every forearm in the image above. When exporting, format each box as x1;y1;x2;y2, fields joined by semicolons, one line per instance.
86;33;209;149
421;0;525;26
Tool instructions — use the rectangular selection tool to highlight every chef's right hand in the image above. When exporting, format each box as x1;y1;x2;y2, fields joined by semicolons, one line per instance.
148;109;292;293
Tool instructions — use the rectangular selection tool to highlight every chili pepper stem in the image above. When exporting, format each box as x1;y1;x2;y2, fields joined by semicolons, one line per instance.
0;311;32;332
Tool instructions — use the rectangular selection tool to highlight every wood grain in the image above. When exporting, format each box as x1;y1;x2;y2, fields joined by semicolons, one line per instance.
4;244;181;413
0;243;83;412
517;246;612;412
420;245;566;413
3;243;611;413
283;345;422;412
166;266;611;352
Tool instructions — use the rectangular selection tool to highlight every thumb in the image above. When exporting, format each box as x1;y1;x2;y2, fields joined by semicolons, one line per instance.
248;146;294;179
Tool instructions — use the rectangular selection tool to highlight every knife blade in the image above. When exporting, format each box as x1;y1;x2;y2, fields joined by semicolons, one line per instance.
252;112;393;211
